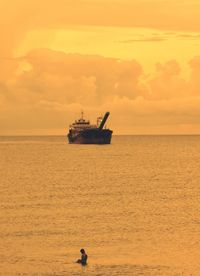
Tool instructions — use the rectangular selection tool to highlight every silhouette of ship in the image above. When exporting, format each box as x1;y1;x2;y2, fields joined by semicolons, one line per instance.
67;112;113;144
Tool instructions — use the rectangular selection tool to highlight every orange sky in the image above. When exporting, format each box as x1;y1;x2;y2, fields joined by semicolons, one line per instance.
1;0;200;135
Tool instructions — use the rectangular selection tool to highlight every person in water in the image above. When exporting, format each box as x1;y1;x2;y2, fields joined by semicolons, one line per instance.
76;248;88;265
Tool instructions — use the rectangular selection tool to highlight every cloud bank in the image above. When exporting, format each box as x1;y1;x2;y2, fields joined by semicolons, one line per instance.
1;48;200;134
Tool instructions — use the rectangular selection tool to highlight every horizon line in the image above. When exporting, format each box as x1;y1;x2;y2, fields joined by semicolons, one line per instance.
1;133;200;137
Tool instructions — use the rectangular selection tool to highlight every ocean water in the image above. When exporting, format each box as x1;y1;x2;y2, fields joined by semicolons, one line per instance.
1;135;200;275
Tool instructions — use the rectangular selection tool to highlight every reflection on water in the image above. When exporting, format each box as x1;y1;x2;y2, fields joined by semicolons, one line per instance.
1;135;200;275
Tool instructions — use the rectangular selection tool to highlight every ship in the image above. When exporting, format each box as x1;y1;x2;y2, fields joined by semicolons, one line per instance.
67;112;113;144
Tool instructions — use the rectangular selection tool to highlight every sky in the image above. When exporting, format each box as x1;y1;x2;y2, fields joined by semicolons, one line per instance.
1;0;200;135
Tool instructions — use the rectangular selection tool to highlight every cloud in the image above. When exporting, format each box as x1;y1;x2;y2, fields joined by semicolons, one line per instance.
147;60;188;100
102;95;200;134
20;48;144;104
188;56;200;96
176;33;200;40
119;37;166;43
0;48;144;133
1;0;200;51
1;48;200;134
119;32;200;45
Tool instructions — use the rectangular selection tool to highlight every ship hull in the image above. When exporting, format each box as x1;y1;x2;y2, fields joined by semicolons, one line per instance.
68;129;112;144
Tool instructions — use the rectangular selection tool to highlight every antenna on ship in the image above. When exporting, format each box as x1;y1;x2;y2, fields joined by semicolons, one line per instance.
81;110;84;120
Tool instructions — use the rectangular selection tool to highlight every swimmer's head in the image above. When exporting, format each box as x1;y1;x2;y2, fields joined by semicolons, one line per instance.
80;248;85;254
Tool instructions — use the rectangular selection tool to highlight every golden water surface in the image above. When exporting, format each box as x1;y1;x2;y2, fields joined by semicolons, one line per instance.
1;135;200;275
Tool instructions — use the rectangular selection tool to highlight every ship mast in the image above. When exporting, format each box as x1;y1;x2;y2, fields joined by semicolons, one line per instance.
81;110;84;120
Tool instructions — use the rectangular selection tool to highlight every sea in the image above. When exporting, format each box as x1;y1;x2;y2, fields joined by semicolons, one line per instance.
1;135;200;275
